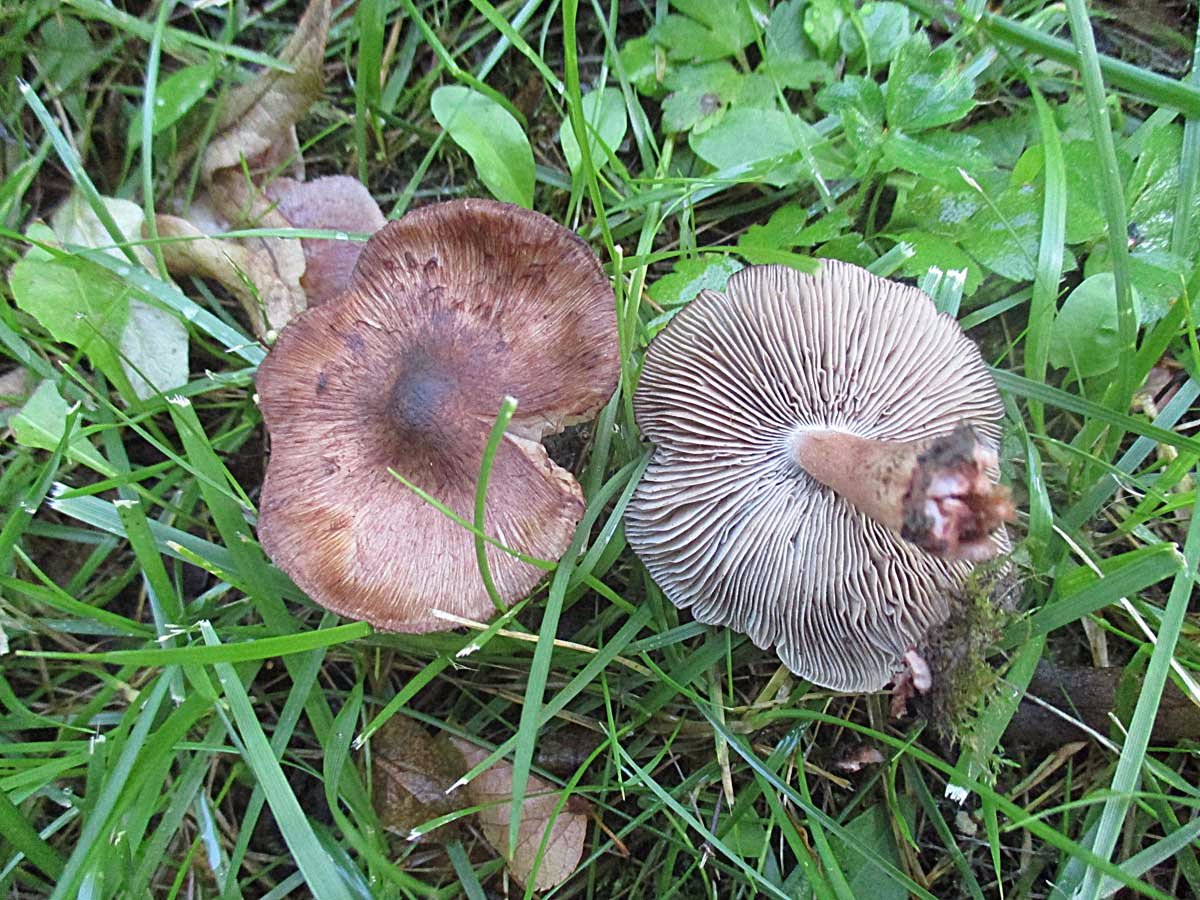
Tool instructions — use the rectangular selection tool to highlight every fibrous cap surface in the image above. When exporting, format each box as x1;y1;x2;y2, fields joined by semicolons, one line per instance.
257;199;619;630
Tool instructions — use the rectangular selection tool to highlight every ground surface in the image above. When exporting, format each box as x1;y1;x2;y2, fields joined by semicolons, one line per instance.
2;1;1199;898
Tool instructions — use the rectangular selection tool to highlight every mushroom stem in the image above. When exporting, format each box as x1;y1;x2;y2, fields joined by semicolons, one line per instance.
791;429;920;532
791;424;1014;561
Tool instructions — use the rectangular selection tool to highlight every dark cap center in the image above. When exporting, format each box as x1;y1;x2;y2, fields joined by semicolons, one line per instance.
388;359;456;435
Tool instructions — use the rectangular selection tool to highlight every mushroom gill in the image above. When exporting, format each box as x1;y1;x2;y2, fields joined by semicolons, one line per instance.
625;261;1010;692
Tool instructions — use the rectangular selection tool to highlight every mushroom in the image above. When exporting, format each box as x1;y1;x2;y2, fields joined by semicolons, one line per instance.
265;175;386;307
624;261;1012;692
157;175;386;339
255;198;619;631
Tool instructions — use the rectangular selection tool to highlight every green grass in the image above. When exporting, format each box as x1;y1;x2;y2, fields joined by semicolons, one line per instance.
3;0;1200;897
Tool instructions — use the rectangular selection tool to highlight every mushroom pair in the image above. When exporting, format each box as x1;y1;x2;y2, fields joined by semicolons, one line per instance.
255;199;619;630
625;261;1012;693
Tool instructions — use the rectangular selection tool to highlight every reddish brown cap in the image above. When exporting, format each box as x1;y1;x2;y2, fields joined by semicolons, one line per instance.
266;175;386;307
625;261;1007;691
256;199;618;631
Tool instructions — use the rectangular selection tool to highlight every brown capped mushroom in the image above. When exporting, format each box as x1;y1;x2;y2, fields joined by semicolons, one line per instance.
156;175;385;338
256;199;619;631
625;261;1011;692
265;175;386;307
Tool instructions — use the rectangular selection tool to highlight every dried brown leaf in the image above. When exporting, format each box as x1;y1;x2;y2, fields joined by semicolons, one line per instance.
158;0;330;338
372;718;468;841
452;738;588;892
156;0;393;336
155;213;305;339
201;0;330;182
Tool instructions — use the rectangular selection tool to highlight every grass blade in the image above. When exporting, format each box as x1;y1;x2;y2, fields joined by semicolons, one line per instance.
1069;507;1200;898
0;788;65;881
474;396;519;612
200;623;352;900
1024;86;1066;432
1062;0;1136;414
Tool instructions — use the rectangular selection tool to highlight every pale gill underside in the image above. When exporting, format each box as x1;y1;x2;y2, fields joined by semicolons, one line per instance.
625;261;1006;691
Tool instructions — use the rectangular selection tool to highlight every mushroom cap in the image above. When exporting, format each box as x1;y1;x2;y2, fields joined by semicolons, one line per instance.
256;198;618;631
265;175;387;307
624;261;1005;692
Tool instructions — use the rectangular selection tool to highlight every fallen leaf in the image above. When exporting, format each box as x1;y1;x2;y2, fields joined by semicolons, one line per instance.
265;175;385;306
201;0;330;182
154;0;334;337
49;194;189;399
371;718;468;841
155;213;306;339
51;193;155;270
153;0;389;339
118;301;191;400
452;738;588;891
175;193;228;236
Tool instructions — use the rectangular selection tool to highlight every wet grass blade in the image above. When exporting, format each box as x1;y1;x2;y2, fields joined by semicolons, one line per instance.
200;623;353;900
1063;0;1136;416
1024;86;1066;432
1069;508;1200;898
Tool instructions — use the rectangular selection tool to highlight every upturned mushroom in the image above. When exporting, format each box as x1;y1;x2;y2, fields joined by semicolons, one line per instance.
255;199;619;631
625;261;1012;692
